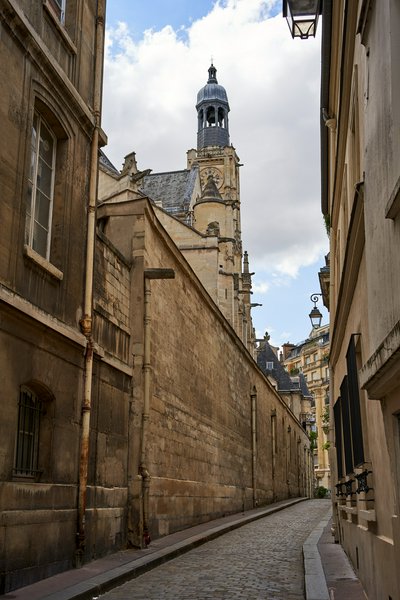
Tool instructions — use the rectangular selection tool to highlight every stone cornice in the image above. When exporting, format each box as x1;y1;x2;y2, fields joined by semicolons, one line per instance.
0;283;86;348
359;319;400;399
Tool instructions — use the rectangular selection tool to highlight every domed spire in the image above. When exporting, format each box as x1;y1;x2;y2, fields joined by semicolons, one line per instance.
196;64;230;150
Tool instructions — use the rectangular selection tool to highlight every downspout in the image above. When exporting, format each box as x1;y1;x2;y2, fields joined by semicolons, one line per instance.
140;268;175;547
250;386;257;507
76;0;106;565
139;275;152;548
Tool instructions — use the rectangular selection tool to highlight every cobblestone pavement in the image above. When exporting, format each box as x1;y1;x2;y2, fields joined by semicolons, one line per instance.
100;499;331;600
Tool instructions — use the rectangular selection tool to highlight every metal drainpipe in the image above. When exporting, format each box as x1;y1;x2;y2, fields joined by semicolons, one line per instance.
139;276;152;548
76;0;106;566
140;268;175;547
251;387;257;507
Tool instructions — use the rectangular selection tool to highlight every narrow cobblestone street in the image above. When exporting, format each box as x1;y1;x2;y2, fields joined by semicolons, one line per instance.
99;500;331;600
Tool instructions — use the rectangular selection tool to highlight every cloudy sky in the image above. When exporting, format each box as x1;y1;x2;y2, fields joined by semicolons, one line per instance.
102;0;329;347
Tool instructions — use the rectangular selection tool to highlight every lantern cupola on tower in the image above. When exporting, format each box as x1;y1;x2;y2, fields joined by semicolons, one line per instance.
196;64;230;149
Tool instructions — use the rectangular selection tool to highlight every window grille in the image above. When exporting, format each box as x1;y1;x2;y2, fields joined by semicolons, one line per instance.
14;388;42;477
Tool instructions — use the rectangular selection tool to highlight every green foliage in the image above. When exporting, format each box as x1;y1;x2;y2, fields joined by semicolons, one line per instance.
322;406;330;424
322;441;331;450
309;430;318;451
315;485;329;498
323;213;331;237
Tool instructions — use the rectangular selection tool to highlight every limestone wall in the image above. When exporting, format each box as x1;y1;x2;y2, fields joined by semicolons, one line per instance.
126;199;310;540
93;232;132;363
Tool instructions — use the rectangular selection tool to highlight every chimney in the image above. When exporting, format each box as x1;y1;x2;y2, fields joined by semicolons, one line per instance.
281;342;296;361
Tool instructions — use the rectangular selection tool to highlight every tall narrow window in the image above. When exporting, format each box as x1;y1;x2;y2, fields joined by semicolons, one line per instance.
47;0;66;24
333;397;343;479
25;112;56;260
340;376;354;475
14;387;42;477
346;335;364;467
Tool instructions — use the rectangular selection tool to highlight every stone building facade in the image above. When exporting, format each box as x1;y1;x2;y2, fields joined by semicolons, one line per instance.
320;1;400;597
282;326;330;490
0;5;311;592
0;0;128;592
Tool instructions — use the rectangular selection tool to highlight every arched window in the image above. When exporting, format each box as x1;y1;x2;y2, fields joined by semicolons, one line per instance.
198;108;204;130
218;107;225;127
206;106;216;126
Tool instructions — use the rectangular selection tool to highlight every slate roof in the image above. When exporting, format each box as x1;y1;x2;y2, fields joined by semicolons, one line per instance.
141;166;199;218
257;341;313;398
257;342;297;392
298;373;313;398
99;150;120;175
197;175;223;204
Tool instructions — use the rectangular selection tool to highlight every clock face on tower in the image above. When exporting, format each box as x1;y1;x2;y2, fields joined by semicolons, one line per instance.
200;166;224;189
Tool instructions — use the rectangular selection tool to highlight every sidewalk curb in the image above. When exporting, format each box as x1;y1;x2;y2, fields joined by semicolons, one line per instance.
37;497;307;600
303;508;332;600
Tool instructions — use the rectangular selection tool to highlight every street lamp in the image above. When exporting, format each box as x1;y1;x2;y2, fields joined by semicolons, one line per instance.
283;0;322;40
309;293;323;329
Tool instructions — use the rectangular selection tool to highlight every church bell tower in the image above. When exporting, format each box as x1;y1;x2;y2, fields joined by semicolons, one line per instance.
196;63;230;149
187;64;255;353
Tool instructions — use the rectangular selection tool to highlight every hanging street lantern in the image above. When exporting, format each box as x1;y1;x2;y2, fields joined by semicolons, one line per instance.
283;0;322;39
309;293;323;329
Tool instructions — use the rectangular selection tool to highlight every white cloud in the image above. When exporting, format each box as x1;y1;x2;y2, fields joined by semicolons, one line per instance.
102;0;327;278
252;281;270;294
